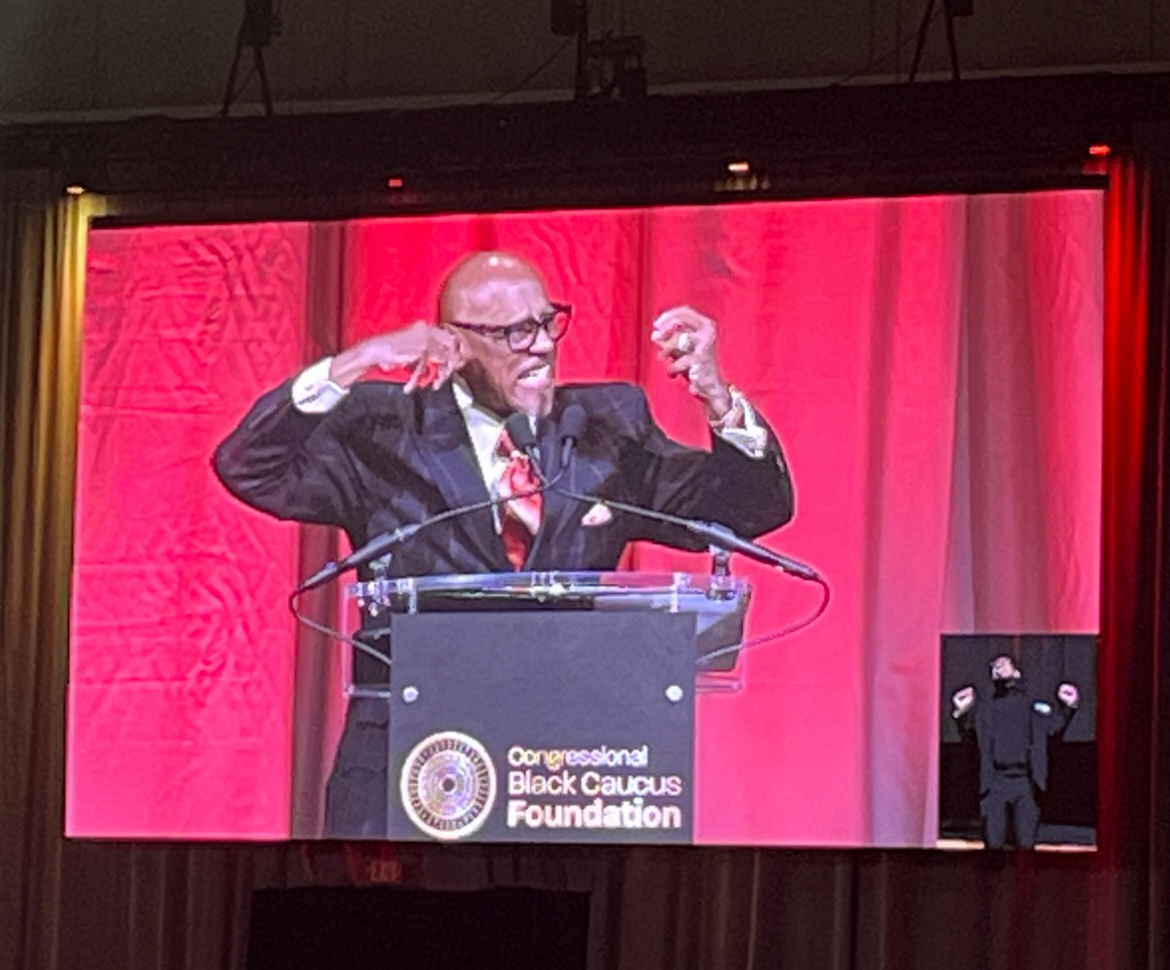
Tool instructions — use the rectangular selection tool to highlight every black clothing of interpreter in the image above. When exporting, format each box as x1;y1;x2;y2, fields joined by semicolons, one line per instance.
956;679;1075;850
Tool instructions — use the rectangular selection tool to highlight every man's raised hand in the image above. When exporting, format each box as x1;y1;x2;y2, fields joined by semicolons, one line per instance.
328;322;468;393
952;686;976;716
650;306;733;421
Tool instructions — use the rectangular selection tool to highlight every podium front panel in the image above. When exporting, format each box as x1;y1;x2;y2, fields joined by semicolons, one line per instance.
387;611;696;844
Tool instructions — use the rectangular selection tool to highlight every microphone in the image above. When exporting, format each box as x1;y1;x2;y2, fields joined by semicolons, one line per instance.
504;404;587;486
558;404;587;469
504;411;538;461
552;483;821;582
676;518;819;581
295;520;430;593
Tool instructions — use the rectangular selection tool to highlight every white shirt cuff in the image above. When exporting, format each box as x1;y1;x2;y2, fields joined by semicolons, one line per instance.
711;387;769;458
291;357;349;414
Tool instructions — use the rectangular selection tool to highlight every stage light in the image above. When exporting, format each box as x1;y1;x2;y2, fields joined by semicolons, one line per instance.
65;185;86;196
1088;144;1112;157
727;161;751;174
386;177;405;189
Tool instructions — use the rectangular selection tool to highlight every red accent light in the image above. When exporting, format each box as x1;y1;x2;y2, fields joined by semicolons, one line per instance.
386;177;405;189
1088;144;1112;157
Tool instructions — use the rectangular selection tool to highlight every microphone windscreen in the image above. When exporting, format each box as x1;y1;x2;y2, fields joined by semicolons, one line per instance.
560;404;587;442
504;411;538;451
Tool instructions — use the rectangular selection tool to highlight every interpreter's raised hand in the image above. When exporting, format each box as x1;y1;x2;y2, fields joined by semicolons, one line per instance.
328;322;468;393
952;686;976;715
1057;683;1080;708
650;306;733;421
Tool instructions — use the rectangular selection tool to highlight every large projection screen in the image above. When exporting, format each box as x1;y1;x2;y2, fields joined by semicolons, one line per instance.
67;193;1103;847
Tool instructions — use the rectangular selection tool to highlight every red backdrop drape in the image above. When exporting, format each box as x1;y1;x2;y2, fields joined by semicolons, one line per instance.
68;192;1105;846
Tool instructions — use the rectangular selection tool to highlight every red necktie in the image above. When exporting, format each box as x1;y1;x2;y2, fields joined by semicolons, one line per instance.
495;428;543;569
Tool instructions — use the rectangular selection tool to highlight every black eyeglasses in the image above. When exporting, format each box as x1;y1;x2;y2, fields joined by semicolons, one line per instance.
446;303;572;352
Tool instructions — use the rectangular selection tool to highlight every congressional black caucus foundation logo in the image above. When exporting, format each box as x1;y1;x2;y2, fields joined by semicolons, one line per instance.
399;731;497;840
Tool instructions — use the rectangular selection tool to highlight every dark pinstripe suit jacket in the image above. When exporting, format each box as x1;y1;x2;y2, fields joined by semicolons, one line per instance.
213;378;795;583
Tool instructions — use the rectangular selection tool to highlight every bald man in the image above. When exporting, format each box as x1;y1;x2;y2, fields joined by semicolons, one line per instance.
214;251;794;837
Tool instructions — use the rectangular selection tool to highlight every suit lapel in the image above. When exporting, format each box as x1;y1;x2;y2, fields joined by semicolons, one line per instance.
524;409;570;568
413;385;511;571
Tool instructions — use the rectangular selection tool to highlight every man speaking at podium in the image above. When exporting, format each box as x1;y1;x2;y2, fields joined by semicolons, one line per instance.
213;251;795;837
